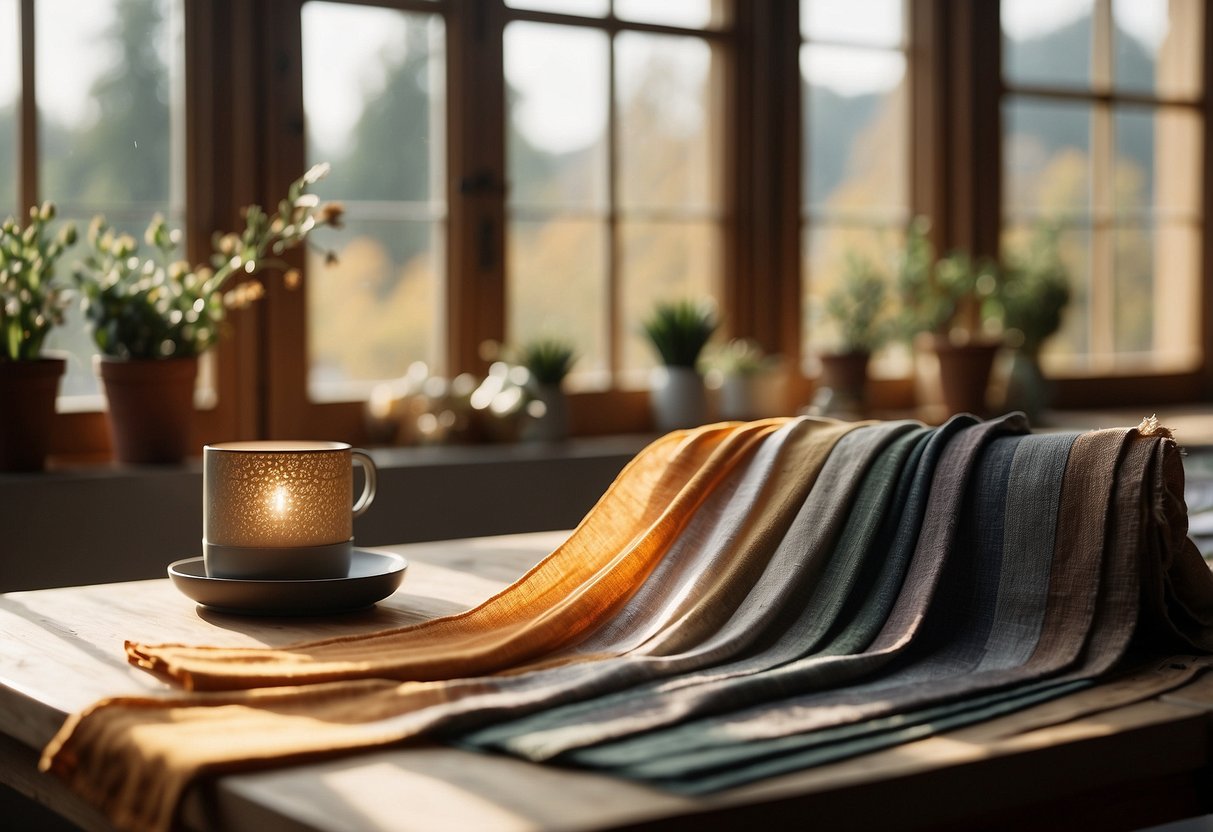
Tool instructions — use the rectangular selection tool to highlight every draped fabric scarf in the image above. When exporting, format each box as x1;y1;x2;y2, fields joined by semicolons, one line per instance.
40;415;1213;832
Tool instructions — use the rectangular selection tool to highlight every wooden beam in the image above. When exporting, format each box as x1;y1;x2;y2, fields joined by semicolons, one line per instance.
446;0;506;377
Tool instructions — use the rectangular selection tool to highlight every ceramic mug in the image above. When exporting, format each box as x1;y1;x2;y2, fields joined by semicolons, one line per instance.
203;441;377;580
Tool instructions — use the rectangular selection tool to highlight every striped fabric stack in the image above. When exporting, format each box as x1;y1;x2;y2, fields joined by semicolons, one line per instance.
42;415;1213;832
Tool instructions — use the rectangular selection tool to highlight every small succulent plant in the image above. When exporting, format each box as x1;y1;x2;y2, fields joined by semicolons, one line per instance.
642;299;718;370
517;337;577;386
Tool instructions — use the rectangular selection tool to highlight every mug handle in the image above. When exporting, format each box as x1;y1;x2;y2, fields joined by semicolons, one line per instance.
351;449;377;518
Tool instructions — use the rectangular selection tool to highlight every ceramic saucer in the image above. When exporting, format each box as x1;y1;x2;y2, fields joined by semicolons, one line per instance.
168;550;407;615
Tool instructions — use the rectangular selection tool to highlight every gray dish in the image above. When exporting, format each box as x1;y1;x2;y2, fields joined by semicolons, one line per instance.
168;550;407;615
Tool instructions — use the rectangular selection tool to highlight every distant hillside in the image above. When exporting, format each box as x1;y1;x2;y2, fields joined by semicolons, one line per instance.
802;88;881;209
806;13;1158;207
1005;14;1155;198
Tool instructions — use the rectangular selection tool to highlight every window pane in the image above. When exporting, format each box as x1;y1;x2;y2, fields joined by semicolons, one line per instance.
800;0;903;47
1113;0;1202;99
0;0;16;216
1112;225;1153;354
1114;106;1201;219
508;218;607;380
37;0;184;399
614;0;722;30
308;218;443;390
801;44;907;216
37;0;182;209
1002;2;1205;375
619;221;721;373
1003;97;1092;220
1105;223;1201;364
304;5;442;204
302;3;446;398
799;5;908;376
504;0;608;16
616;33;720;212
1149;222;1200;365
1002;0;1093;89
505;22;608;211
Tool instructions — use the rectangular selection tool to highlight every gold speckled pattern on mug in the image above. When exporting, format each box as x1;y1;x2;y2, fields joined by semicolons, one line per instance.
205;449;352;547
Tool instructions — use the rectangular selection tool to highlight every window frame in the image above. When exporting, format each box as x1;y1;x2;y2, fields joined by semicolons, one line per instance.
500;4;735;393
252;0;490;440
262;0;746;438
797;0;914;378
988;0;1213;405
8;0;1210;463
999;0;1209;385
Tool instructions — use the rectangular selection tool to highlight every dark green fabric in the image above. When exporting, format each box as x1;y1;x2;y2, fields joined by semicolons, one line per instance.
468;415;1027;761
463;420;925;755
980;432;1079;669
559;415;1032;770
456;420;1208;797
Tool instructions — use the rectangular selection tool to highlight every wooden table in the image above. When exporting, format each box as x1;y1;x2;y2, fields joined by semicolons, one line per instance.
3;531;1213;832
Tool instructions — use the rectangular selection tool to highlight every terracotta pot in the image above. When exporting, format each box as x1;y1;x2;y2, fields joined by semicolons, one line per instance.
932;338;1001;417
98;356;198;464
0;357;65;471
718;375;761;421
650;366;707;432
818;351;870;408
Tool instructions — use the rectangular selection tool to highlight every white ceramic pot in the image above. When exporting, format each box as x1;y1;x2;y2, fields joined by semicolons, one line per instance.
650;366;707;432
718;374;761;421
522;383;570;441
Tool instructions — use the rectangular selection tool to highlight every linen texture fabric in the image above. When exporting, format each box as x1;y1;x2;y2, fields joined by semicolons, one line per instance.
39;414;1213;832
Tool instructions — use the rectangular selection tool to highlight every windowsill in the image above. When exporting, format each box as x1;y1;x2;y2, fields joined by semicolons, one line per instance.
26;433;655;476
1041;405;1213;447
0;435;654;593
7;405;1213;595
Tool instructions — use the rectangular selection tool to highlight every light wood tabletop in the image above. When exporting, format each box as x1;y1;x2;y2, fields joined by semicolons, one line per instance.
3;530;1213;832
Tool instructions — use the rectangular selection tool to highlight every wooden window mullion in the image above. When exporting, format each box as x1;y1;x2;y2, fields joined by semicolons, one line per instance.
606;19;621;381
18;0;35;210
729;0;798;360
446;0;506;377
1090;100;1115;363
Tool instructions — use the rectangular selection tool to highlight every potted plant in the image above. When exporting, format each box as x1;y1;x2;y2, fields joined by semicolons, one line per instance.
709;338;777;421
0;204;77;471
642;299;717;432
815;251;893;416
897;217;1004;416
998;225;1071;421
517;337;576;441
74;164;343;464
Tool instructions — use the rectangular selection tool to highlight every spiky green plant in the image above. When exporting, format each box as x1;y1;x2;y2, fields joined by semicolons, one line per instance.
0;203;77;361
518;337;577;385
642;300;718;369
73;164;343;359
